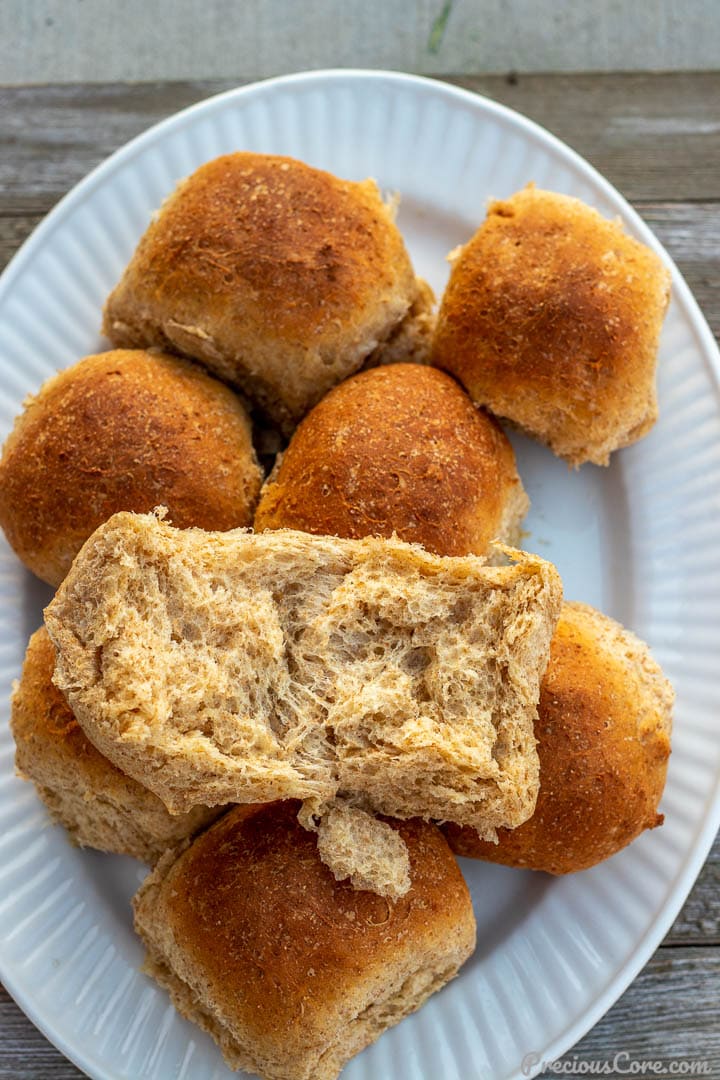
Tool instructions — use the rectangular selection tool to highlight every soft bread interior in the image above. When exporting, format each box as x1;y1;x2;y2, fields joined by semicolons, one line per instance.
46;513;562;893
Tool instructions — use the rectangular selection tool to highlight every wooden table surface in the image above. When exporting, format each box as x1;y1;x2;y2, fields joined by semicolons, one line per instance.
0;73;718;1079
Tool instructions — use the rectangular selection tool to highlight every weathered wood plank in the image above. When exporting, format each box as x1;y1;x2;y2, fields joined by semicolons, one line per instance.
0;215;43;267
0;987;83;1079
540;947;720;1076
3;946;720;1078
0;81;237;214
640;203;720;339
665;832;720;946
1;74;719;209
453;73;720;203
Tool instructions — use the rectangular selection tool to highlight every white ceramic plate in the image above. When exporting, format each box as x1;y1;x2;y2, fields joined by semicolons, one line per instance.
0;70;719;1080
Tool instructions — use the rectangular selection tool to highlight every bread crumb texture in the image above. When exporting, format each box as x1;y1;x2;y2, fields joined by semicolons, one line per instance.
45;513;561;846
133;802;476;1080
363;277;436;368
313;802;411;899
432;185;671;466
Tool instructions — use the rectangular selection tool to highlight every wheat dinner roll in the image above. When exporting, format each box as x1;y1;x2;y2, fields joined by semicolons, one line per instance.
134;801;476;1080
11;627;222;864
103;152;428;432
45;513;562;847
254;363;528;557
0;349;262;586
444;602;674;873
432;185;671;466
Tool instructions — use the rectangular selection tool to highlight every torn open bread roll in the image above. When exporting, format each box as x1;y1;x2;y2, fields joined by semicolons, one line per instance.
45;511;562;894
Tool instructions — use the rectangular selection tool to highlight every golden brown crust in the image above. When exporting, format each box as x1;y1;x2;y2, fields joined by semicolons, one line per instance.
432;185;671;466
444;602;674;873
134;802;475;1079
103;153;418;430
254;363;528;557
11;627;221;863
0;349;262;586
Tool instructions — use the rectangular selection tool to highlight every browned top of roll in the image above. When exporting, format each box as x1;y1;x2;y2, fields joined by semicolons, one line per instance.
444;602;674;873
254;363;527;557
432;185;671;466
0;349;262;586
111;153;411;340
103;153;418;429
134;802;475;1068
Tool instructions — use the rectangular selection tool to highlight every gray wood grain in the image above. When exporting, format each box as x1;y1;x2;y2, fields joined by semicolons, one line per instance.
666;833;720;946
1;74;719;209
0;988;84;1079
451;73;720;203
0;73;718;1078
641;203;720;337
540;947;720;1077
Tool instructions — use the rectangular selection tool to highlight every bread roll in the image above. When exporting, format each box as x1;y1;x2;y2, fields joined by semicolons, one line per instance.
45;512;562;862
254;363;528;557
134;802;476;1080
444;602;673;873
0;349;262;586
432;185;671;466
11;627;222;864
103;153;428;432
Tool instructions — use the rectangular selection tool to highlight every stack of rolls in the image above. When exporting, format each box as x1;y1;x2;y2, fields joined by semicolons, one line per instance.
0;150;674;1080
253;361;673;877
